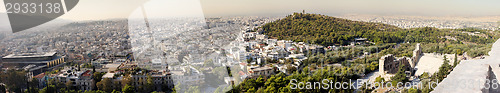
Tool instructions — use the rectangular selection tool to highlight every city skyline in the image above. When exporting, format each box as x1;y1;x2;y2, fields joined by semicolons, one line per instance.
2;1;500;92
1;0;500;21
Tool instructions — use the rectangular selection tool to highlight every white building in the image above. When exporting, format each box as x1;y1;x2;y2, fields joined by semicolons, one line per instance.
130;70;174;91
170;66;205;86
247;66;274;78
56;67;94;91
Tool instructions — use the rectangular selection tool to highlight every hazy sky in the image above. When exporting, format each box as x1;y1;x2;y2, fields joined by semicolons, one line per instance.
199;0;500;17
1;0;500;21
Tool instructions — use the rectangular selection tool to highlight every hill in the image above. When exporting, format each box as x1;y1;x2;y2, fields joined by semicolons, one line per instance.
257;13;405;46
255;13;500;57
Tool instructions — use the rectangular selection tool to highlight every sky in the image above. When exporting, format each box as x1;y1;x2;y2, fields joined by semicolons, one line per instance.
1;0;500;21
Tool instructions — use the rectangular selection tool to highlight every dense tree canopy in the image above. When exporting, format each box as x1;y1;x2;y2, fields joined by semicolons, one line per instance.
259;13;403;46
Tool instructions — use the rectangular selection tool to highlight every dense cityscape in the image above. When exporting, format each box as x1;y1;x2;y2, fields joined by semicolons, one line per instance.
0;12;500;93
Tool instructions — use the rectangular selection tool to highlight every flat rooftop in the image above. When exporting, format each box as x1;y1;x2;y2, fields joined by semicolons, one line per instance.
250;66;273;71
2;52;56;59
1;56;63;63
102;73;115;78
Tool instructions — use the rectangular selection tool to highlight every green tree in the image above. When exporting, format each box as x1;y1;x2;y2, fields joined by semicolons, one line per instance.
97;78;113;92
93;72;105;82
408;88;419;93
434;56;451;81
121;75;132;88
111;89;120;93
374;76;385;87
66;80;74;90
186;86;200;93
453;50;460;67
122;84;135;93
83;90;106;93
39;85;56;93
0;69;27;93
391;64;408;87
93;72;105;90
146;75;154;92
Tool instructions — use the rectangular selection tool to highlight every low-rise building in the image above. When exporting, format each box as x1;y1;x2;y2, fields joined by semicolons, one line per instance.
2;52;65;75
170;66;205;86
247;66;274;78
56;67;94;91
130;70;174;91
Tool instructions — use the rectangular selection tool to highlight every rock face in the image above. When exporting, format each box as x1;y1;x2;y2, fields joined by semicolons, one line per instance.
433;39;500;93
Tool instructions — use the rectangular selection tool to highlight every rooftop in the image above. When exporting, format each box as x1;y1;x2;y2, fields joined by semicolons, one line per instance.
250;66;273;71
33;73;46;79
102;73;115;78
82;70;92;77
3;52;57;59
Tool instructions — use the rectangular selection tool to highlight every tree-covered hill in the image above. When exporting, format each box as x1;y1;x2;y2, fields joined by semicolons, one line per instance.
257;13;499;47
256;13;500;57
258;13;405;46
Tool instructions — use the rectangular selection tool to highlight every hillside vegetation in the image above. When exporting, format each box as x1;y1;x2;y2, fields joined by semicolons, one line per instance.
232;13;500;93
256;13;500;57
259;13;404;46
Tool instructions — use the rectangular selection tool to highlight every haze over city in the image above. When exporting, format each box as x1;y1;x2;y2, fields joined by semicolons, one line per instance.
2;0;500;93
1;0;500;21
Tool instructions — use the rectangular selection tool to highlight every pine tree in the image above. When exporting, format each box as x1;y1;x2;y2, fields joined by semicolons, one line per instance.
391;64;408;86
454;51;458;67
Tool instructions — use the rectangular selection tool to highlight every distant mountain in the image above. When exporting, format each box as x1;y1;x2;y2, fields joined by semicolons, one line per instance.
258;13;405;46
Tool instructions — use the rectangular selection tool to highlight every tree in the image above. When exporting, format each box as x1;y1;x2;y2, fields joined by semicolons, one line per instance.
374;76;385;87
26;87;39;93
286;64;297;74
121;75;132;88
453;50;460;67
39;85;56;93
434;56;451;81
391;64;408;87
97;78;113;92
421;72;430;79
111;89;120;93
122;84;135;93
0;85;5;93
63;89;79;93
0;69;27;93
66;80;75;90
56;81;65;89
83;90;106;93
27;78;40;93
408;87;419;93
214;86;221;93
93;72;105;90
93;72;105;82
145;75;154;92
186;86;200;93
